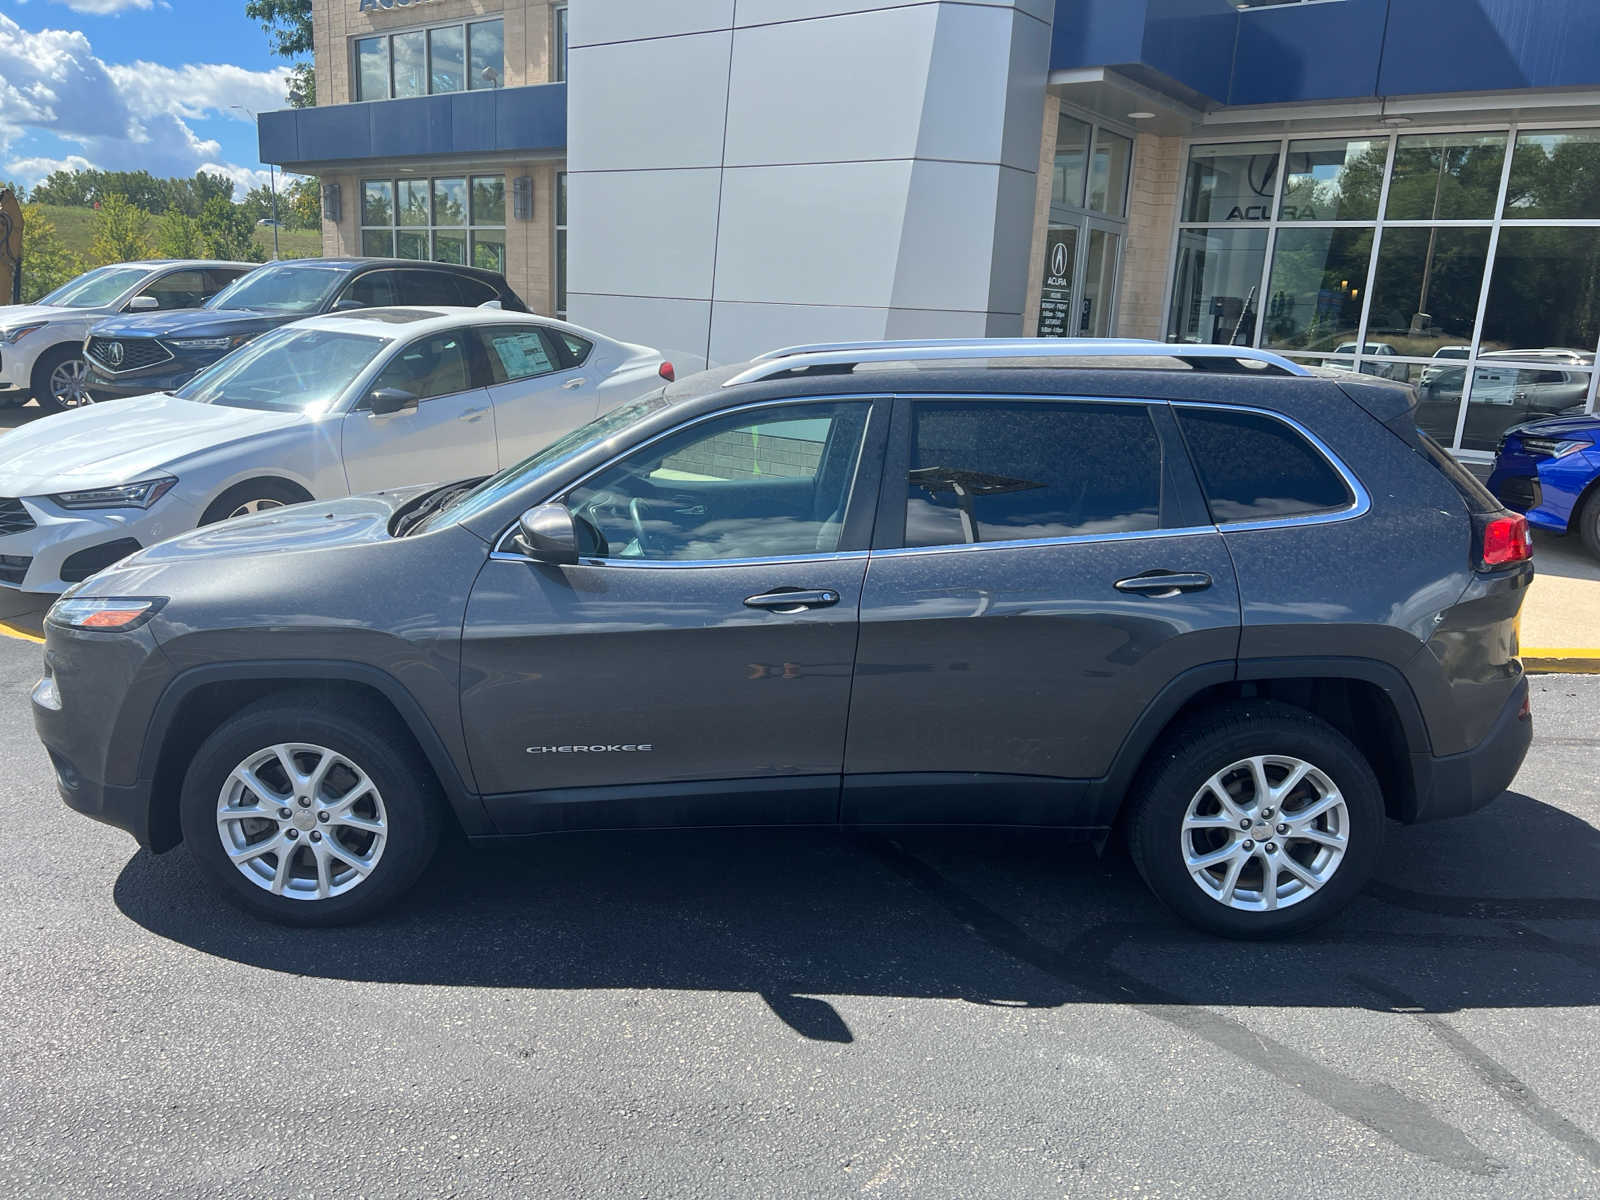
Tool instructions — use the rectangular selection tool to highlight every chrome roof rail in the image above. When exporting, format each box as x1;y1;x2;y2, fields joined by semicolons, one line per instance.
724;338;1312;387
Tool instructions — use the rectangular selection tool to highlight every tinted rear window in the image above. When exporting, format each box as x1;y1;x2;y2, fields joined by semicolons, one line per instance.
904;401;1161;548
1176;408;1353;523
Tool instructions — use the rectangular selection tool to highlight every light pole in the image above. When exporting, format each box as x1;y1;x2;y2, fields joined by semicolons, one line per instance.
231;105;279;260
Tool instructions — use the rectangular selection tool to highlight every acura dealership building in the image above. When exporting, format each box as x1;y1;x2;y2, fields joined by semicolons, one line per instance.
263;0;1600;456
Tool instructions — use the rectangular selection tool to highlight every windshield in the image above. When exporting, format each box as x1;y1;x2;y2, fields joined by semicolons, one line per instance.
174;326;387;413
38;265;151;309
417;390;671;533
206;263;345;314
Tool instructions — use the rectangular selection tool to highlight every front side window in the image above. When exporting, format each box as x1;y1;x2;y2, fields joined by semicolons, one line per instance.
371;331;474;403
141;270;208;310
1176;408;1353;523
175;328;386;413
354;18;504;101
903;401;1160;548
362;174;507;269
565;403;871;562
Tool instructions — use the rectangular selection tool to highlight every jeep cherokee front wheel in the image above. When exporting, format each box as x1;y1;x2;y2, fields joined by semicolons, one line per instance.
1127;701;1385;939
178;695;443;926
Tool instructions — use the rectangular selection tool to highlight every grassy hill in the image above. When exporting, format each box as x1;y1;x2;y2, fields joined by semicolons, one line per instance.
34;203;323;264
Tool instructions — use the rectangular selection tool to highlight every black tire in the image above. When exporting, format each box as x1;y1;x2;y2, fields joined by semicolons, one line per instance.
29;344;90;414
1126;700;1385;939
177;694;444;926
1578;487;1600;562
199;478;311;526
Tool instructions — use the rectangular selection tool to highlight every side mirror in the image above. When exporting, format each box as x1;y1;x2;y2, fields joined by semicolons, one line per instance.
515;503;579;565
367;387;418;415
126;295;160;312
334;298;367;313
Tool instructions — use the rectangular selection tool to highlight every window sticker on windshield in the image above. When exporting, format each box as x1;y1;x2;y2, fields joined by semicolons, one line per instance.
493;333;554;378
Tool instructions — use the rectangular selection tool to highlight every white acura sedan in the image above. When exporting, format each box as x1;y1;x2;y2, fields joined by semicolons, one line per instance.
0;307;670;592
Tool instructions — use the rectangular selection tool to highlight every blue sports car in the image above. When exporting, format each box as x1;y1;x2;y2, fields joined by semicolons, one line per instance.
1489;413;1600;558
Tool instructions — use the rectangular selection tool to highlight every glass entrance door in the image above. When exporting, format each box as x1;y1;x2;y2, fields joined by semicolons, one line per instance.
1078;223;1122;338
1036;108;1132;339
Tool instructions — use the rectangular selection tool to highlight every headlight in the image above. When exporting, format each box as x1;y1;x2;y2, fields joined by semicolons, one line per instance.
50;476;178;510
1520;436;1590;459
46;596;164;632
0;323;47;344
170;334;253;351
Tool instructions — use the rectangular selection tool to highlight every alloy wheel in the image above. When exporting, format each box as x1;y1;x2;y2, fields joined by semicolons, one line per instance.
1179;754;1350;912
49;358;92;408
226;498;287;520
215;742;389;901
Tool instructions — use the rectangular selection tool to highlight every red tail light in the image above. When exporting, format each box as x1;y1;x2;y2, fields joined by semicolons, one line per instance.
1481;513;1532;567
658;361;675;382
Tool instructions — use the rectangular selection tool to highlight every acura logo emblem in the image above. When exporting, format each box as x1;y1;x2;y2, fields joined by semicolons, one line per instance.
1050;242;1070;278
104;341;124;368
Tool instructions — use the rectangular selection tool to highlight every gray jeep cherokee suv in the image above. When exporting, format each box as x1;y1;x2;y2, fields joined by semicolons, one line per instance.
32;340;1534;937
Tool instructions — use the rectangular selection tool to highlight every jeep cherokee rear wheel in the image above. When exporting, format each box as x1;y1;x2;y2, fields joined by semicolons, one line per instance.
178;696;443;926
1127;701;1384;939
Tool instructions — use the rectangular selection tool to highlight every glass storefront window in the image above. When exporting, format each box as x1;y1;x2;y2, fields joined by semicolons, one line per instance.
1052;114;1090;212
1481;227;1600;353
355;37;388;103
471;177;506;226
433;178;468;226
553;6;569;84
391;30;426;99
1181;141;1280;223
355;18;504;101
1262;227;1373;352
1168;227;1268;345
1386;132;1506;221
397;180;430;227
1089;128;1132;218
362;174;508;273
1505;129;1600;220
469;20;505;90
473;231;507;275
361;181;394;227
1460;364;1593;451
428;26;465;95
1280;137;1384;222
1366;226;1490;356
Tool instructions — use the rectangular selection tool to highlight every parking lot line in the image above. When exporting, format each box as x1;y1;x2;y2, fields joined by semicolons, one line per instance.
1522;647;1600;674
0;621;43;645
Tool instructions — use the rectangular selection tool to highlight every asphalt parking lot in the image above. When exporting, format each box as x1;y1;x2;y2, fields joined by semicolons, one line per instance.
0;627;1597;1198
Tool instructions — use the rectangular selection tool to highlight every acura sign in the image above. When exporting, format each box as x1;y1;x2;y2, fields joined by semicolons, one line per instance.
359;0;438;11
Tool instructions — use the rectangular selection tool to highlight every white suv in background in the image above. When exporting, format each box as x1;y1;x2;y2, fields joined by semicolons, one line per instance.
0;261;255;411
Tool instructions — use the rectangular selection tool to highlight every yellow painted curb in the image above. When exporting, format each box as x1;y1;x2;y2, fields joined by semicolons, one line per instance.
0;621;43;645
1522;648;1600;674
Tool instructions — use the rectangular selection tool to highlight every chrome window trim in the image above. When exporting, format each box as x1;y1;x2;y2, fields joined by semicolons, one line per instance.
489;393;883;561
870;524;1217;561
489;549;871;570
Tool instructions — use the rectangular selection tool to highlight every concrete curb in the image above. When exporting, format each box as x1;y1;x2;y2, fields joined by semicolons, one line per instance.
1522;648;1600;675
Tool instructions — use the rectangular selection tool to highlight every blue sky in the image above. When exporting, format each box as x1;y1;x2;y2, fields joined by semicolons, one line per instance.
0;0;295;196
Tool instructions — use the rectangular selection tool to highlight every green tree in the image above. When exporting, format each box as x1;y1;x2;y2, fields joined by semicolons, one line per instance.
154;209;204;259
240;184;277;226
18;204;81;303
246;0;315;107
197;197;265;262
87;194;155;265
285;176;321;230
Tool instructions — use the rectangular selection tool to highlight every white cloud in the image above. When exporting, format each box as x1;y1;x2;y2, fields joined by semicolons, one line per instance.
49;1;156;15
0;12;289;195
197;161;276;195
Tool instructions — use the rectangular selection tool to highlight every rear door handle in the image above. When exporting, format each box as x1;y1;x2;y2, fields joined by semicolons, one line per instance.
745;589;841;613
562;377;588;390
1114;571;1213;598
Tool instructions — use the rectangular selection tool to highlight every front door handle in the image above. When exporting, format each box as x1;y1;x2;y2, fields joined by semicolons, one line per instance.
1114;571;1213;598
745;588;841;613
562;377;588;390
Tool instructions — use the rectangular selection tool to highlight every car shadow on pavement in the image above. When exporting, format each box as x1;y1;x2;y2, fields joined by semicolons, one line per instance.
1531;532;1600;583
113;789;1600;1034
